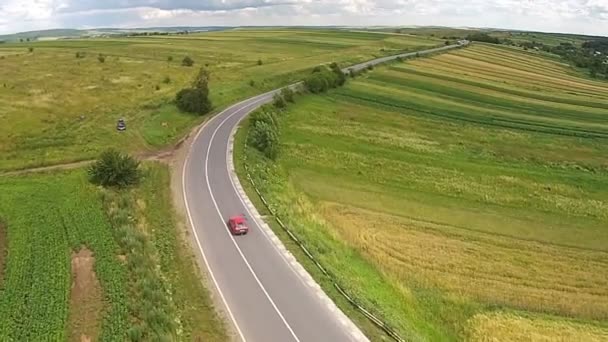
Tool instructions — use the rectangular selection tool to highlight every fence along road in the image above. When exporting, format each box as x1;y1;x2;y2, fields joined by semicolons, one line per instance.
181;42;468;342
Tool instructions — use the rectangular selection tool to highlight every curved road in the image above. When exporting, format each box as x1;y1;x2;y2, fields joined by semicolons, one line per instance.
181;42;467;342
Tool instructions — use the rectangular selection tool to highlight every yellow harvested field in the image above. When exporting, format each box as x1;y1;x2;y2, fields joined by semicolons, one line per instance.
466;312;608;342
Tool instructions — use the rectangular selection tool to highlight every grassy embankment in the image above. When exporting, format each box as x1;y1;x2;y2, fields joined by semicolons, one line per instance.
0;164;226;341
0;28;440;171
236;43;608;340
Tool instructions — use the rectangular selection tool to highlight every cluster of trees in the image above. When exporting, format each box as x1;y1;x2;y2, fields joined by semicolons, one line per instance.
248;107;280;159
248;87;298;159
176;67;213;115
303;62;347;93
466;33;501;44
514;39;608;79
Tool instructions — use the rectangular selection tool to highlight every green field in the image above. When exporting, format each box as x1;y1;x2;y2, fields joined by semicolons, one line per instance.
0;28;440;171
0;164;226;341
238;43;608;340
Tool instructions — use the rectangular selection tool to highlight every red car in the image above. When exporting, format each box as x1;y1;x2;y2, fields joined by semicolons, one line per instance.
228;215;249;235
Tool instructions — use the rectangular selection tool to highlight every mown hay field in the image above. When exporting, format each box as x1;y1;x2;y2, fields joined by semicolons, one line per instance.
0;164;225;341
240;43;608;340
0;28;440;171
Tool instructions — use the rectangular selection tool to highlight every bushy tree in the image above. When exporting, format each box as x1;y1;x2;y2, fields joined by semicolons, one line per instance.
303;63;349;93
192;67;210;93
98;54;105;63
329;62;346;86
88;149;141;188
272;93;286;109
249;121;279;159
304;73;330;93
176;67;213;115
176;88;212;114
182;56;194;66
280;87;295;103
248;112;279;160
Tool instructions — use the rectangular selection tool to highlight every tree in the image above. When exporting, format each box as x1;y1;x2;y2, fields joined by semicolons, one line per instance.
280;87;295;103
88;149;141;188
176;88;212;114
466;32;500;44
250;121;279;159
257;59;263;66
248;115;279;159
272;93;286;109
98;54;105;63
329;62;346;86
192;67;210;93
176;66;213;115
28;47;33;53
167;56;173;62
304;73;330;93
182;56;194;67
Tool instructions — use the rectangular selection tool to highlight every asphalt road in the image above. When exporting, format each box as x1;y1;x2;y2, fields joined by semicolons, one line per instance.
181;42;466;342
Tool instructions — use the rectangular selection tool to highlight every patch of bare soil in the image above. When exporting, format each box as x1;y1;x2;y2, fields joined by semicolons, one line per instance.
68;248;104;342
0;221;6;287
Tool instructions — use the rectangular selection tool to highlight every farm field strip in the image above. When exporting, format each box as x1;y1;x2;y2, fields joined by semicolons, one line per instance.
238;43;608;340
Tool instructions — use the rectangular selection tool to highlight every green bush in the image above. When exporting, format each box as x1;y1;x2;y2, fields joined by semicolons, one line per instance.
329;62;346;86
98;54;106;63
248;107;280;159
176;67;212;115
257;59;263;66
273;93;287;109
280;87;295;103
88;149;141;188
175;88;212;114
182;56;194;66
249;121;279;160
250;108;278;129
304;72;331;93
303;63;347;93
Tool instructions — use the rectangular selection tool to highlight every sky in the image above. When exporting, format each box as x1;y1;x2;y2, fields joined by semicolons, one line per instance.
0;0;607;36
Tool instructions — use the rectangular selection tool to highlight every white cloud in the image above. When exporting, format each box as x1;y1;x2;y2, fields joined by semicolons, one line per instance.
0;0;607;35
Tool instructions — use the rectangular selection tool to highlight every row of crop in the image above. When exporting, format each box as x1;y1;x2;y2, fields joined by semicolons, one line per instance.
100;186;178;341
386;65;608;110
365;71;607;124
0;172;128;340
334;87;608;139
